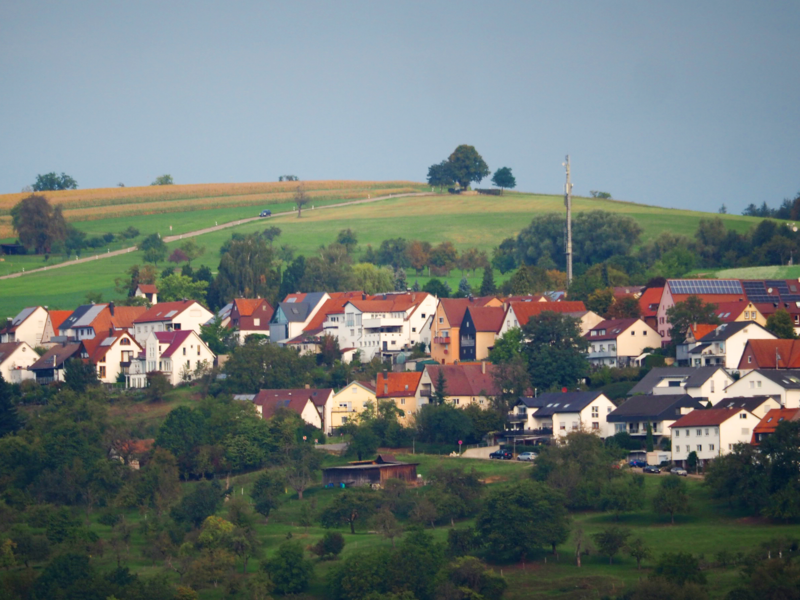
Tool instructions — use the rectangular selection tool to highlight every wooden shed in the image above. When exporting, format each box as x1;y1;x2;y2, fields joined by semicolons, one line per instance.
322;454;419;488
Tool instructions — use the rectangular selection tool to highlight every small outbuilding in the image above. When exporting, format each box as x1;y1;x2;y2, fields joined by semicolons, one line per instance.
322;454;419;488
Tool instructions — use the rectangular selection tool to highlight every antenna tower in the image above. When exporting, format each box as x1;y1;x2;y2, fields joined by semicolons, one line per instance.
563;155;573;284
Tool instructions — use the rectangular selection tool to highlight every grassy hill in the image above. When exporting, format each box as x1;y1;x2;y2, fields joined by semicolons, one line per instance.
0;182;769;318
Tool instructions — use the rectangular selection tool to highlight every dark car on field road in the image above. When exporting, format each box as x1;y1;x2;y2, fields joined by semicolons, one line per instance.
489;449;514;460
259;209;272;217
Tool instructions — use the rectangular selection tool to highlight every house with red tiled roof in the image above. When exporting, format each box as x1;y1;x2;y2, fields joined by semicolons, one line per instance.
638;287;663;331
377;371;424;425
584;318;661;368
712;300;765;325
228;298;274;343
739;339;800;372
127;329;215;388
751;408;800;445
132;300;213;345
134;284;158;304
498;300;599;337
430;297;503;365
252;388;332;431
79;331;142;384
335;292;438;362
459;306;505;362
420;362;500;408
670;406;761;467
58;303;147;342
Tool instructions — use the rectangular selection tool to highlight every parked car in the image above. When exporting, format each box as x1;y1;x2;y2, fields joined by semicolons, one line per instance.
670;467;688;477
517;452;536;462
643;465;661;474
489;449;513;460
629;460;646;468
259;209;272;217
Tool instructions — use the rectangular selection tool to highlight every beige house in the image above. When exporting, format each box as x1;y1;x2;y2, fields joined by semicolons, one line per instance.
81;332;143;384
376;371;423;425
330;381;378;431
670;407;761;467
1;307;50;348
419;362;499;408
585;318;661;368
0;341;38;383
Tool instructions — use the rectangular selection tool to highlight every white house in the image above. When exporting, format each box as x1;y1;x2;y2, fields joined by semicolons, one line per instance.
682;322;776;370
269;292;331;345
497;301;595;337
127;330;215;387
132;300;214;345
606;394;705;441
505;391;617;442
0;307;50;347
723;369;800;409
0;342;38;384
670;407;761;467
251;388;333;431
584;318;661;368
134;284;158;304
627;366;734;405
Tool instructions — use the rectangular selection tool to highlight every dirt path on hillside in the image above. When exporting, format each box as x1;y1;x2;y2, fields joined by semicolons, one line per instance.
0;192;433;281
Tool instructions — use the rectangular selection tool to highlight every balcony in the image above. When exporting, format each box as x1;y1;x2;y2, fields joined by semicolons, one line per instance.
420;388;432;397
507;412;528;423
363;317;404;328
433;336;451;345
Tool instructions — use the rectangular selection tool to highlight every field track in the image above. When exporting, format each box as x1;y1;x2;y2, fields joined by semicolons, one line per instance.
0;191;432;281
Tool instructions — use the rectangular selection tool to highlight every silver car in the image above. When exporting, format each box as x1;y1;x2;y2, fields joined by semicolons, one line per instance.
517;452;537;462
670;467;688;477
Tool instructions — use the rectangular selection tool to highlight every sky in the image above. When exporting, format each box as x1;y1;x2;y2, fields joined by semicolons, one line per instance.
1;0;798;213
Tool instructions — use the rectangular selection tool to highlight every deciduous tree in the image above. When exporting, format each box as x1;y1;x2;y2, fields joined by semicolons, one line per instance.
491;167;516;191
592;526;630;565
447;145;490;190
522;312;588;391
10;194;70;254
32;172;78;191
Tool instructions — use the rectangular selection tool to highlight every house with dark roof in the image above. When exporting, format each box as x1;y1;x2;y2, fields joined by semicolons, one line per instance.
584;318;660;368
323;454;419;488
676;321;775;369
430;297;503;365
420;362;500;408
504;391;616;443
126;330;215;388
132;300;213;345
607;394;705;441
723;369;800;409
252;388;333;431
269;292;330;345
0;341;38;384
751;408;800;445
670;406;761;467
628;366;734;405
459;306;505;362
1;306;50;347
28;343;82;384
712;396;782;419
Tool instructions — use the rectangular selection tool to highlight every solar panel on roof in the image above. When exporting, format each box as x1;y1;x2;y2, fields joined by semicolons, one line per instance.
670;280;742;295
164;310;178;317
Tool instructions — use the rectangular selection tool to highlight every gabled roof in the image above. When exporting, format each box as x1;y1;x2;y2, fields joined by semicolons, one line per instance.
153;330;195;357
586;318;641;341
425;363;500;397
0;307;39;334
60;304;107;331
285;327;324;345
628;367;721;396
136;284;158;294
613;286;644;298
29;343;82;371
607;394;705;422
82;332;142;363
134;300;203;324
376;371;423;398
699;321;769;342
348;292;430;315
638;287;664;318
48;310;73;333
335;380;377;396
528;391;605;417
277;301;313;322
740;339;800;369
0;342;34;365
508;301;587;328
464;306;505;333
712;300;755;322
713;396;777;412
440;297;499;328
670;407;752;428
747;369;800;389
686;323;719;341
253;388;333;416
304;294;364;331
684;366;731;388
233;298;266;317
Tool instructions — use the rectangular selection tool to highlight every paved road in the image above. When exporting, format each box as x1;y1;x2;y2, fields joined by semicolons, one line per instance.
0;192;432;281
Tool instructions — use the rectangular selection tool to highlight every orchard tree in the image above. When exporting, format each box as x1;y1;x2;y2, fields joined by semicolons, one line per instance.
10;194;70;254
447;145;490;190
491;167;516;191
32;172;78;191
294;184;310;217
653;475;690;524
139;233;168;264
592;526;630;565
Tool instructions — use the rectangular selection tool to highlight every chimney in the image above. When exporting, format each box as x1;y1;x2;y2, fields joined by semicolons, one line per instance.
362;293;366;300
109;301;115;316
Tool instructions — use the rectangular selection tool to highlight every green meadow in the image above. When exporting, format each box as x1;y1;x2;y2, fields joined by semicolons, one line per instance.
0;187;769;318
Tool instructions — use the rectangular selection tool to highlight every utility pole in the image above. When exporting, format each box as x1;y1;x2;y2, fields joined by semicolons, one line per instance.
563;155;574;284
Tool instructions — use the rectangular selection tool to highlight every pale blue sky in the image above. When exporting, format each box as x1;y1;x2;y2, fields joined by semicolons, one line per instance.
1;0;798;213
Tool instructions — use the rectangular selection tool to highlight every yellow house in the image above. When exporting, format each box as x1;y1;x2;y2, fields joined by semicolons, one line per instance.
330;381;377;432
714;300;766;326
376;371;423;426
431;297;503;365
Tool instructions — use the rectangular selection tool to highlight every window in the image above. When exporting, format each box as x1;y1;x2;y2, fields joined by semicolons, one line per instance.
400;398;405;405
675;430;680;437
99;366;106;378
643;330;647;336
709;444;715;451
675;445;680;452
615;424;625;433
696;429;702;436
740;412;747;419
750;381;755;389
439;317;444;323
748;356;752;364
631;331;635;336
592;406;599;417
705;428;709;436
254;318;260;326
572;421;579;431
412;327;416;332
197;346;200;356
183;347;187;356
607;406;612;413
421;314;426;319
697;445;702;452
120;338;130;346
710;380;715;393
560;423;566;430
757;380;762;388
729;444;733;450
592;422;599;430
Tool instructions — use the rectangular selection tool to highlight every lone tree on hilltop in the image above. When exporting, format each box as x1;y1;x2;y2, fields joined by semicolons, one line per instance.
151;174;174;186
294;185;310;217
32;172;78;191
447;145;489;190
491;167;516;192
